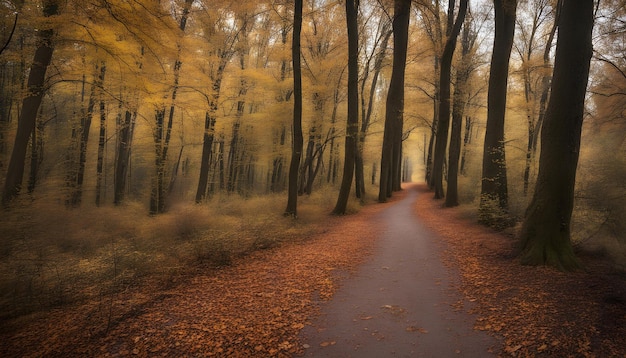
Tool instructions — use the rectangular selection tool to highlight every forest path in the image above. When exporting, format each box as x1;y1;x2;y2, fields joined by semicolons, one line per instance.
2;184;623;357
299;185;497;357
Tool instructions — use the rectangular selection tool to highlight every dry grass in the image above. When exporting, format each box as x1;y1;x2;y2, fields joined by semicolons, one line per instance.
0;191;343;324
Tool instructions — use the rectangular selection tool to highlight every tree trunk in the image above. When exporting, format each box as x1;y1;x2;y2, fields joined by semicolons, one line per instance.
379;0;411;202
3;0;58;205
113;110;134;205
227;120;241;193
196;57;226;200
195;111;216;202
524;1;560;195
95;62;107;206
67;61;101;207
479;0;517;227
149;0;193;214
27;113;44;193
1;57;21;167
519;0;593;271
432;0;468;200
356;23;392;199
459;116;472;175
270;125;286;192
332;0;359;215
284;0;303;217
299;128;316;195
445;10;472;207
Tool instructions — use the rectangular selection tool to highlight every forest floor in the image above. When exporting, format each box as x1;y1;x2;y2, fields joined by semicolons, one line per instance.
1;183;625;357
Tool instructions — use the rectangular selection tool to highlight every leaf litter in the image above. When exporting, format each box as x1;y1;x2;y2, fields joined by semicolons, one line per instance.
0;195;401;357
2;184;624;357
413;184;626;357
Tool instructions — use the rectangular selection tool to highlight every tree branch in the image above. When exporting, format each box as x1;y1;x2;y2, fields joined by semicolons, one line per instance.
0;12;18;56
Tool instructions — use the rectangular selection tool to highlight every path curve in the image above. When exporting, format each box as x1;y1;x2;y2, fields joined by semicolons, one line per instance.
299;185;497;357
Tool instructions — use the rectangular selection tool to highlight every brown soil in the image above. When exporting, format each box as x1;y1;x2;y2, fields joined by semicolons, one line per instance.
1;183;624;357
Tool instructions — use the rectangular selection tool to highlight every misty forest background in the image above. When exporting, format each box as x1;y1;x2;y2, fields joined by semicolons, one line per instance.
0;0;624;321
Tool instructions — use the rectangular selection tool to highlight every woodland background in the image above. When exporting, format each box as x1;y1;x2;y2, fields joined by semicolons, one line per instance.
0;0;625;324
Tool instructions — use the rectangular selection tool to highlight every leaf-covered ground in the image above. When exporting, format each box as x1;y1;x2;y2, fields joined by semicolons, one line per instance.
0;194;397;357
1;184;625;357
413;184;626;357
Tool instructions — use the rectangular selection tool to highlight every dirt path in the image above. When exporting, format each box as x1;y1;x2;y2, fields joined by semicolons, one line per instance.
299;185;496;357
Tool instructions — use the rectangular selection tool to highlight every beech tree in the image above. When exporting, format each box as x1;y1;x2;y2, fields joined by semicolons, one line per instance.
194;1;243;202
445;8;477;207
284;0;303;217
479;0;517;227
431;0;468;200
519;0;594;271
379;0;411;202
150;0;194;214
2;0;59;205
331;0;358;215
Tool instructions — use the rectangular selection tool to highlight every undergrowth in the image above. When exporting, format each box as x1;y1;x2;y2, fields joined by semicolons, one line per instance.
0;191;341;325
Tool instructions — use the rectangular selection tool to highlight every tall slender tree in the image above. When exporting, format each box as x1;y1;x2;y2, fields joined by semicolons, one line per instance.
378;0;411;202
356;18;391;199
446;8;474;207
332;0;359;215
431;0;468;200
3;0;59;205
519;0;594;271
284;0;303;217
479;0;517;226
150;0;194;214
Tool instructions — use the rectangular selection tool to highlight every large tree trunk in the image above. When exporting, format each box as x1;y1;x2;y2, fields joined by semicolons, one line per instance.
519;0;593;271
3;1;58;205
378;0;411;202
284;0;303;217
331;0;359;215
479;0;517;227
432;0;468;200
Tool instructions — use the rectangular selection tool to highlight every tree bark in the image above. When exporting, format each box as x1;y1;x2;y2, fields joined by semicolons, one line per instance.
459;116;472;175
379;0;411;202
113;110;134;205
432;0;468;200
332;0;359;215
3;0;58;205
519;0;593;271
95;62;107;206
479;0;517;227
445;10;472;207
284;0;303;217
195;111;216;202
